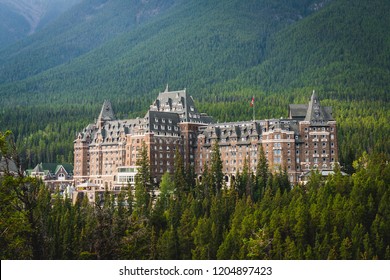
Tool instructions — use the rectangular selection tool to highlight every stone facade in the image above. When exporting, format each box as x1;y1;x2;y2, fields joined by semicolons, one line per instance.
196;91;338;184
74;87;212;189
25;162;74;189
74;88;339;189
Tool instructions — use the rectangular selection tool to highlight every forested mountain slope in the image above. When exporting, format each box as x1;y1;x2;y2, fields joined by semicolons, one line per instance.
0;0;175;82
235;0;390;100
0;0;323;100
0;0;388;171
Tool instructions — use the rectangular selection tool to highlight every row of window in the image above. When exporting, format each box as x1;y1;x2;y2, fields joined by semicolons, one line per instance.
153;124;179;131
154;117;173;124
304;127;335;132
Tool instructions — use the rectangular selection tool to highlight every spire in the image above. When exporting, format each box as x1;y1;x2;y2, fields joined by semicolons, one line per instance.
305;90;322;122
97;100;115;128
165;84;169;92
311;90;318;103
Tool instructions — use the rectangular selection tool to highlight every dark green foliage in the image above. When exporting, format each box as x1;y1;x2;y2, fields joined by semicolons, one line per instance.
1;0;390;260
2;134;390;259
134;141;152;217
210;141;224;195
0;0;389;173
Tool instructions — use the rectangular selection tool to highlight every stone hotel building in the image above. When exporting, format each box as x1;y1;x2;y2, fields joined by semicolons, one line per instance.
74;87;338;189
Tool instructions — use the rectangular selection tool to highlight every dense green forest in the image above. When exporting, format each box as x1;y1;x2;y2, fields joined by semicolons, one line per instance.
0;0;389;172
1;0;389;261
1;134;389;260
1;90;388;174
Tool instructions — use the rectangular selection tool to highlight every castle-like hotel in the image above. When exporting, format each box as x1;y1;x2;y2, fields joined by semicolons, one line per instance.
74;87;338;190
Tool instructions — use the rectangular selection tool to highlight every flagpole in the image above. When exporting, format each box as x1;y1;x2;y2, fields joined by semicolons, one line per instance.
252;96;255;121
253;98;255;121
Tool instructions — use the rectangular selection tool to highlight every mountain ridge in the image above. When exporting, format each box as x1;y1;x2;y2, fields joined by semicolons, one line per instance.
0;0;327;100
0;0;176;82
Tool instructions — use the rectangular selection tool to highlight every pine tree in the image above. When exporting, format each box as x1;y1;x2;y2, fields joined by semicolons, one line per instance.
134;141;151;217
255;144;268;201
178;198;196;259
174;148;187;195
158;172;174;209
191;217;212;259
0;130;51;259
210;141;224;195
156;225;179;259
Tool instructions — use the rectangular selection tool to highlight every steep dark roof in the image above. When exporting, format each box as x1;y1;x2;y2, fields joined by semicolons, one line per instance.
289;104;308;119
98;100;115;122
146;111;181;135
149;88;214;123
289;91;334;122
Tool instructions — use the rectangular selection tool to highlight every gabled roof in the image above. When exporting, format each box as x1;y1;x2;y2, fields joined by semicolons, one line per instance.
289;104;308;119
54;164;74;175
32;163;45;173
30;163;73;176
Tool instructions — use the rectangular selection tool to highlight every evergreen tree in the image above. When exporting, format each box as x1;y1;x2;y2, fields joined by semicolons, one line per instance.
157;225;180;259
255;144;269;201
178;199;196;260
174;148;186;195
119;216;151;260
191;217;212;259
0;130;51;259
134;141;151;217
210;141;224;195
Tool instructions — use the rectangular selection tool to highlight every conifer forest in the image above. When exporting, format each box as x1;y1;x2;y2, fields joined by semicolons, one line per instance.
1;134;390;260
1;0;390;260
